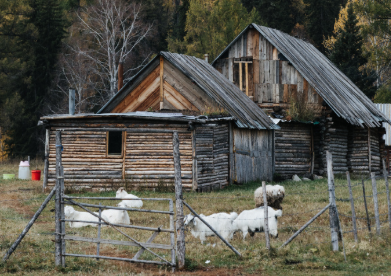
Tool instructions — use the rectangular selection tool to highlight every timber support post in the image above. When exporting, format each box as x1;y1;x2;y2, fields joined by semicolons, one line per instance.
347;171;358;242
362;177;371;233
55;130;63;266
382;159;391;230
173;131;185;270
371;172;381;235
42;129;49;192
262;181;270;250
326;151;339;251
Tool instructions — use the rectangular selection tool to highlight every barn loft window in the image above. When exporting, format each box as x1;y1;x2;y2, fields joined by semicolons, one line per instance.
234;58;253;97
107;131;123;155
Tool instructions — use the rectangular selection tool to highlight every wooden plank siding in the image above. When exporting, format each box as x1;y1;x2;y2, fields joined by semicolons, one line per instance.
233;128;274;183
110;58;213;114
213;29;323;111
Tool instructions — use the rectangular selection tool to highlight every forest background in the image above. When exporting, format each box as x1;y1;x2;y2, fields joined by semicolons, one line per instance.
1;0;391;157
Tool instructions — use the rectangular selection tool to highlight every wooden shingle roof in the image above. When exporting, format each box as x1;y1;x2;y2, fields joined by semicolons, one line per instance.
212;24;391;128
99;52;278;130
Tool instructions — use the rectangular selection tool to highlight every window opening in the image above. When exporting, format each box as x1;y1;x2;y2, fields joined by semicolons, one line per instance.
107;131;122;155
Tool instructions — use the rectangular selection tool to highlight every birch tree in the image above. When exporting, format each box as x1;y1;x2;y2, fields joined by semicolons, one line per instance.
76;0;152;97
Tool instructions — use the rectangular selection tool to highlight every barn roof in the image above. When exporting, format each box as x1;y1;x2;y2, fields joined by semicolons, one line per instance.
98;52;279;130
212;24;391;128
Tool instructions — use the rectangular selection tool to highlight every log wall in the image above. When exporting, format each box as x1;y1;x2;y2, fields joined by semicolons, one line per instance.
322;118;349;175
196;124;229;192
275;123;312;179
233;128;274;183
47;120;230;191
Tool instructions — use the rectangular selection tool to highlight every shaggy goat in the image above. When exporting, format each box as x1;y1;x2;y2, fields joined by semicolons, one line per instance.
116;187;143;208
64;206;103;228
232;206;282;239
101;202;130;225
184;212;238;244
254;184;285;210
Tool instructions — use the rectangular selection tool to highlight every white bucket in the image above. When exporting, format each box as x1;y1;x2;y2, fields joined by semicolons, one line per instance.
18;161;30;180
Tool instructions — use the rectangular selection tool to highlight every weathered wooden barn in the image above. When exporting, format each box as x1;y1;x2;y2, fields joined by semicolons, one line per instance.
212;23;391;177
41;52;279;191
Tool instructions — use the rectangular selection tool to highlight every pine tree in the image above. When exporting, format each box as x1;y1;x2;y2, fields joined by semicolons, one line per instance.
169;0;260;61
241;0;298;34
2;0;66;157
330;3;376;99
305;0;347;53
171;0;190;42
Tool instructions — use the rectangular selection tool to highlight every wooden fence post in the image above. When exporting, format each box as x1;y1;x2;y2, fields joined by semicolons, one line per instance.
96;203;102;261
262;181;270;250
42;129;49;192
362;177;371;233
55;130;62;266
279;203;331;249
347;171;358;242
371;172;381;235
169;199;176;272
326;151;339;251
60;165;65;267
382;159;391;230
2;187;56;262
173;131;185;270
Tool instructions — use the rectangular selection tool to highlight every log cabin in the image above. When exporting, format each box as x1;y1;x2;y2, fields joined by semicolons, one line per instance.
40;52;279;191
212;23;391;178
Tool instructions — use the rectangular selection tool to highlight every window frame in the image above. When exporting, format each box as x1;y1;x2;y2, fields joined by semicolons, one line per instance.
106;131;125;158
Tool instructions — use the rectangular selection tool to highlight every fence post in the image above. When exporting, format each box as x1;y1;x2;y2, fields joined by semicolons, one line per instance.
382;159;391;230
169;199;176;272
2;187;56;262
362;177;371;233
262;181;270;249
60;165;65;267
96;203;102;261
326;151;339;251
55;130;62;266
173;131;185;270
42;129;50;192
371;172;381;235
346;171;358;242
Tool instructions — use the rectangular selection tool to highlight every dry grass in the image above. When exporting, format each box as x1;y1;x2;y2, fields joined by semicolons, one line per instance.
1;160;391;275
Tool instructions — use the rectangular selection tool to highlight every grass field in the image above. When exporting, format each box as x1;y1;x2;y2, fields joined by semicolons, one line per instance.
1;159;391;275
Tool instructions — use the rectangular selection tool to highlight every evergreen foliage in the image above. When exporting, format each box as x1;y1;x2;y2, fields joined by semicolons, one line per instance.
330;3;376;99
0;0;66;157
305;0;347;52
241;0;298;33
168;0;260;61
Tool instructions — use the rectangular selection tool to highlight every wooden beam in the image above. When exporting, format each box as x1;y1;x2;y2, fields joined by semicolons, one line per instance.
239;63;243;91
245;63;249;96
160;56;164;110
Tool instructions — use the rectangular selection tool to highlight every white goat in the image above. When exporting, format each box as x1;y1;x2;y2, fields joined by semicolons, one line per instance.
232;207;282;239
64;206;103;228
184;212;238;244
116;187;143;208
254;184;285;210
101;202;130;225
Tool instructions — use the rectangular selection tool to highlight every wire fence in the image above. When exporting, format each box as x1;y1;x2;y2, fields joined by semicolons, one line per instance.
2;159;391;266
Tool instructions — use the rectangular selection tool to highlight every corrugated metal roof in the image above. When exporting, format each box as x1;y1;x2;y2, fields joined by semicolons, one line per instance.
212;24;391;128
98;52;278;130
375;104;391;146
